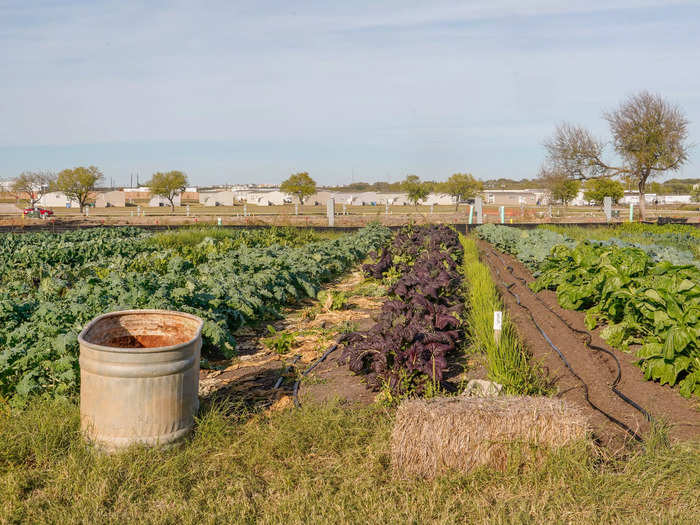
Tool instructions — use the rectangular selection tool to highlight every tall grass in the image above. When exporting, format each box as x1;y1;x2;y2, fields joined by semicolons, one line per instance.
1;398;698;523
460;235;548;395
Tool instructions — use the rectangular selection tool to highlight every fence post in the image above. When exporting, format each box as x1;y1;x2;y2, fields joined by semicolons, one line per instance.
327;198;335;227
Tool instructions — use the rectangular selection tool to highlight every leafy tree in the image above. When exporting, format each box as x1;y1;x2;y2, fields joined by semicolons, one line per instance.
402;174;429;206
280;172;316;205
442;173;483;210
583;178;624;205
545;92;690;220
147;171;188;212
539;167;580;207
54;166;103;210
11;171;55;208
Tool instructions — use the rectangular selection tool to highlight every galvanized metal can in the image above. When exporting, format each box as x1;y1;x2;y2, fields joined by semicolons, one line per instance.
79;310;203;452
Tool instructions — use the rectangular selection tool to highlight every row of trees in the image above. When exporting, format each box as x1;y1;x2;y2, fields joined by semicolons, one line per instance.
11;168;188;211
540;91;691;219
280;171;483;209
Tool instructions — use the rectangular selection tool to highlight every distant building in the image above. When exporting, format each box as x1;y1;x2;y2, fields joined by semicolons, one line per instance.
148;194;181;207
181;187;199;201
659;194;692;205
619;191;657;205
38;191;80;208
199;191;235;207
483;189;549;206
123;188;151;202
95;191;126;208
423;193;454;206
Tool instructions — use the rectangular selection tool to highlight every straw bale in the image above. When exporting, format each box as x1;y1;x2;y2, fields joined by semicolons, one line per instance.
391;396;588;478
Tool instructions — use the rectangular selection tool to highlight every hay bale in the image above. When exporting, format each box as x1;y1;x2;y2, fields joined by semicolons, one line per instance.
391;396;588;478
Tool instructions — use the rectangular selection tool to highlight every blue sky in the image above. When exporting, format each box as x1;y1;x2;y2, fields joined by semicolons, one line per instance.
1;1;699;186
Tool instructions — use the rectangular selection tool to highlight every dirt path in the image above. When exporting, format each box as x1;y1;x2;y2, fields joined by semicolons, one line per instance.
478;240;700;446
198;270;385;410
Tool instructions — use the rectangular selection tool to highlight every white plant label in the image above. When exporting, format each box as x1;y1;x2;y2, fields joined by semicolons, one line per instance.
493;311;503;330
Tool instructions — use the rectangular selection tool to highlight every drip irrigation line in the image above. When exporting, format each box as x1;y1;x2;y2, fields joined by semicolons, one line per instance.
488;249;653;423
292;343;339;408
274;354;302;389
482;250;645;442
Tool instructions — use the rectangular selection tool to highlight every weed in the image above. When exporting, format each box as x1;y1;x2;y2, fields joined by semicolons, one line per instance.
317;290;350;311
263;326;297;355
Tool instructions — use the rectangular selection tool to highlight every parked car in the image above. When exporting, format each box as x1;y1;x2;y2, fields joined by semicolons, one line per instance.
23;207;54;218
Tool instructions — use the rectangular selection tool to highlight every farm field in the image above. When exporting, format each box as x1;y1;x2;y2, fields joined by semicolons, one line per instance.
0;225;390;404
1;223;698;523
1;202;698;230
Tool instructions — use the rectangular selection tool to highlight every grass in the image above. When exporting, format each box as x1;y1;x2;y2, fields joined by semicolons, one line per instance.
1;398;698;524
460;235;549;395
148;225;331;249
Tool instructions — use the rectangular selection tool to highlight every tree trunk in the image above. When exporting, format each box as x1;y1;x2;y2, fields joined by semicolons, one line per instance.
638;178;646;222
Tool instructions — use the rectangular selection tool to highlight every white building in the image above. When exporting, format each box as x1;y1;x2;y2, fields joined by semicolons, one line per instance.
95;191;126;208
199;191;236;207
423;193;455;205
483;189;549;206
38;191;80;208
246;190;293;205
148;194;181;207
619;191;657;205
659;194;692;205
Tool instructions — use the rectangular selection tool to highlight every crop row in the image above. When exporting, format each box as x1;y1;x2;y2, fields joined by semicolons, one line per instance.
477;225;700;397
340;225;464;397
0;225;392;404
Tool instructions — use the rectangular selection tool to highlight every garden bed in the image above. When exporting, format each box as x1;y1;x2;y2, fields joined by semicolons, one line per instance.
479;241;700;445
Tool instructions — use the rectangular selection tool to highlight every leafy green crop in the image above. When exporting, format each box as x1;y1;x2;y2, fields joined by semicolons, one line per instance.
477;224;700;397
531;242;700;397
0;225;391;405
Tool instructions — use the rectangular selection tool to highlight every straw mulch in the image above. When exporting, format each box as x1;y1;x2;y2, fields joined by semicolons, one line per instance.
391;396;589;478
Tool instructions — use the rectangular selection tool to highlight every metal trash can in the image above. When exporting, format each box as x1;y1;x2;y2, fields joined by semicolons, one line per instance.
79;309;203;452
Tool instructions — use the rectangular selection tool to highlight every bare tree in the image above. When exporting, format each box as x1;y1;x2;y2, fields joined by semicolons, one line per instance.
544;124;610;180
11;171;55;208
605;92;690;220
544;92;690;220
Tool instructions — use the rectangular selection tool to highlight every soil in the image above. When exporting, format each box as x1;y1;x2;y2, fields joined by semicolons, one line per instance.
100;334;186;348
197;270;391;410
477;240;700;447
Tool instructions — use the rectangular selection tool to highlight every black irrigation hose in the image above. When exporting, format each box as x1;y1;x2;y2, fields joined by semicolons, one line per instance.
482;250;646;443
274;354;302;389
292;343;339;408
487;248;653;424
